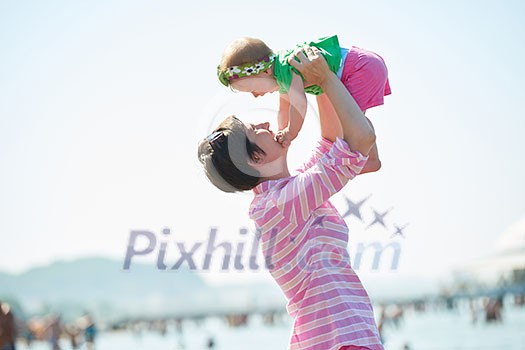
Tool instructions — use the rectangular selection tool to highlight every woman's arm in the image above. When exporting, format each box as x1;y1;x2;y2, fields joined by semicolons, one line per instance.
287;72;308;139
269;136;367;224
288;49;375;156
316;93;343;142
291;94;343;172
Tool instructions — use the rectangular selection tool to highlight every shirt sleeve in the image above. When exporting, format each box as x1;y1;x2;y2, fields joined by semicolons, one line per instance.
275;137;368;224
295;137;334;174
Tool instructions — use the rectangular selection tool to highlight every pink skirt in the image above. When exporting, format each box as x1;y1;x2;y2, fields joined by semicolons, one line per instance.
340;46;391;112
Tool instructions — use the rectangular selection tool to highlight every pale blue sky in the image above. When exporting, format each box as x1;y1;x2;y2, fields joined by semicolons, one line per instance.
0;0;524;287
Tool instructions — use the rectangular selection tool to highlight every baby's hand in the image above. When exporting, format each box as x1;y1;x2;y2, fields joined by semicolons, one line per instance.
275;128;292;148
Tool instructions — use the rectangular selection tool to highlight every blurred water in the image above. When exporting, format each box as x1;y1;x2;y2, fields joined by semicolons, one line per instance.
382;307;525;350
15;307;525;350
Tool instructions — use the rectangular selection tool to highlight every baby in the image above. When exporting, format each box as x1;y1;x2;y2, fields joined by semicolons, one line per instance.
217;35;390;173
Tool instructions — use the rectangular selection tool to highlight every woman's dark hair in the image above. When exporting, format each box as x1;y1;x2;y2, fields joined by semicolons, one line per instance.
198;116;265;192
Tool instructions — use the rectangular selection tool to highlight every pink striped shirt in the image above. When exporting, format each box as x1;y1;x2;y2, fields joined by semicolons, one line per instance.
249;137;383;350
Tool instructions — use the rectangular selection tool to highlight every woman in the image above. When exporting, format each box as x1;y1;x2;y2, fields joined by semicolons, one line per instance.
198;48;383;350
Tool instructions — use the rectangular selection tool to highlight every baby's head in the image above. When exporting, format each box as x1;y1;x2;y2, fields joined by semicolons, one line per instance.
218;37;279;97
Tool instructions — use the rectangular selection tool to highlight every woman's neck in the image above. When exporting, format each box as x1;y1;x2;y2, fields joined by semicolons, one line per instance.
266;167;290;180
262;156;290;181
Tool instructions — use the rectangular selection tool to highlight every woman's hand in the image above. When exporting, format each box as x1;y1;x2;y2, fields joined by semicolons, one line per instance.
289;46;376;156
288;47;331;86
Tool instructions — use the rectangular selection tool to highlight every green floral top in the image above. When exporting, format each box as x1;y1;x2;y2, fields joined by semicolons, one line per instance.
273;35;343;95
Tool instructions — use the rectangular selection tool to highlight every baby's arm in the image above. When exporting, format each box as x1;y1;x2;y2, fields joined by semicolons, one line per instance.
275;72;307;146
277;94;290;131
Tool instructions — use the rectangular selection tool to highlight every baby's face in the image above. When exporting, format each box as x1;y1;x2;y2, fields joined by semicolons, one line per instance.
231;74;279;98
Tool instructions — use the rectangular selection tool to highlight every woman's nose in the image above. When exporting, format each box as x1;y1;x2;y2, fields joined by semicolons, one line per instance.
255;122;270;130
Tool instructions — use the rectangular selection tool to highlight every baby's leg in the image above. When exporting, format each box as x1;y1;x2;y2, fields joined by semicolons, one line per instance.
360;114;381;174
339;47;388;174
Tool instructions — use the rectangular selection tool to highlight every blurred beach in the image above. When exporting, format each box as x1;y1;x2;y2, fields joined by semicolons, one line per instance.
8;301;525;350
2;255;524;349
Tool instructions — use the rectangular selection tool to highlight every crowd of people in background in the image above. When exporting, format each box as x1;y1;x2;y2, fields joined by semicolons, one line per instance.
0;301;96;350
1;293;524;349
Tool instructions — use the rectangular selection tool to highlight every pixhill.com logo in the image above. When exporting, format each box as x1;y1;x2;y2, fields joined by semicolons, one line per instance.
340;193;409;239
123;193;409;273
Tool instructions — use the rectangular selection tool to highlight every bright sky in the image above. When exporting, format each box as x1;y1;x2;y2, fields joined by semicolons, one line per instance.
1;0;524;288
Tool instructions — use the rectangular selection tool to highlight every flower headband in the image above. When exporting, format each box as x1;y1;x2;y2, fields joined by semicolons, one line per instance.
217;53;276;87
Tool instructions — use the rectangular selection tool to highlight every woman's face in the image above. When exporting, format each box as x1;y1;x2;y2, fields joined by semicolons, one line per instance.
245;121;287;163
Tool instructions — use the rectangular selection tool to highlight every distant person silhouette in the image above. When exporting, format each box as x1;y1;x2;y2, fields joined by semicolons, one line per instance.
64;324;80;349
206;335;215;349
80;313;96;350
0;301;17;350
485;297;503;323
45;314;62;350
